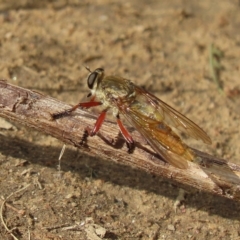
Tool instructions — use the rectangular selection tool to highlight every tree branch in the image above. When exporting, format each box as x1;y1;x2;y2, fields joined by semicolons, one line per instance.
0;80;240;201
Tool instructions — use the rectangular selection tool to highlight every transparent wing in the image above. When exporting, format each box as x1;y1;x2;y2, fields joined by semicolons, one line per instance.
134;86;211;144
118;106;190;169
112;84;211;169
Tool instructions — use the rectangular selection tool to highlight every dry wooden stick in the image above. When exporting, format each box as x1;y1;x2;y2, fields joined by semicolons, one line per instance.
0;80;240;201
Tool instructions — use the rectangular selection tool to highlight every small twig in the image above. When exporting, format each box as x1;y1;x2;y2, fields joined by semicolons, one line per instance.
209;43;224;94
27;226;31;240
44;223;71;231
0;81;240;201
4;202;25;216
57;144;66;172
173;188;186;212
0;184;31;240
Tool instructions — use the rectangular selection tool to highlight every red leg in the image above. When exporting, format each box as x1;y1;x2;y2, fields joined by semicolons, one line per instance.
116;116;134;144
52;100;102;119
81;110;107;145
78;101;102;109
88;110;107;136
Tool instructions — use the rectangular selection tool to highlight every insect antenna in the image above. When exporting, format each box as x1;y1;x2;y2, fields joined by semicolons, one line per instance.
84;65;92;73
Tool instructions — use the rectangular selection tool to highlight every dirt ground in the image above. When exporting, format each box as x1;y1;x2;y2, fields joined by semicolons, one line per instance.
0;0;240;239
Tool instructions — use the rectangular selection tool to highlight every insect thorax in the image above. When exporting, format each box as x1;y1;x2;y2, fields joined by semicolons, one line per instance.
100;76;135;100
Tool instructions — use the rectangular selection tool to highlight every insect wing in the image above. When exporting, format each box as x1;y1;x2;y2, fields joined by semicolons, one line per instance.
113;84;211;168
134;86;211;144
123;113;191;169
118;105;189;169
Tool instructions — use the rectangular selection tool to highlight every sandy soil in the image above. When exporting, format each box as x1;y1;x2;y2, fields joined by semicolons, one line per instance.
0;0;240;239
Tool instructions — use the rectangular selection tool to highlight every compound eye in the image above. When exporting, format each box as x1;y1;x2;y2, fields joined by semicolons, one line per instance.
87;71;98;89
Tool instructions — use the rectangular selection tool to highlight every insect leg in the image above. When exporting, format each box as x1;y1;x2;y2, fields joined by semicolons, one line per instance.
89;109;108;136
52;100;102;119
116;115;135;153
81;109;108;145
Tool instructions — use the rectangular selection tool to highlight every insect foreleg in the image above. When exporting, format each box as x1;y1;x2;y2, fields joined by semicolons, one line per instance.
52;101;102;119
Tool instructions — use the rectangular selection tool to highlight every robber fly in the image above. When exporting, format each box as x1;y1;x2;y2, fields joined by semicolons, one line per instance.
52;68;211;169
